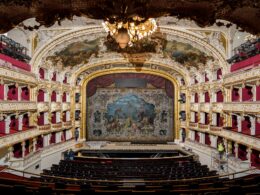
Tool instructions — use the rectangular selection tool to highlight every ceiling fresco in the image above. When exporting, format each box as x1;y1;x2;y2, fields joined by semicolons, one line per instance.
46;33;213;70
0;0;259;35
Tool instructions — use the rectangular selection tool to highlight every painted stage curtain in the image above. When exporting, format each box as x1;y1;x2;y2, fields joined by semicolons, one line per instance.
87;73;174;98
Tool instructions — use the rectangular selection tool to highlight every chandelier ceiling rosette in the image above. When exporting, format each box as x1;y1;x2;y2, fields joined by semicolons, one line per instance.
102;16;157;49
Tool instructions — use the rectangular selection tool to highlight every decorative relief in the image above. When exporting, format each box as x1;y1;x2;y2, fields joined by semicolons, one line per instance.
51;102;61;112
223;102;260;113
224;67;260;86
51;123;62;130
62;103;70;111
0;66;37;84
200;103;210;112
0;101;37;112
190;103;199;111
63;121;72;128
211;103;223;113
37;102;49;112
38;124;51;131
0;128;39;149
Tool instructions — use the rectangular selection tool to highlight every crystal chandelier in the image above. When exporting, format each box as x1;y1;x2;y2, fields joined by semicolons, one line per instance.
102;16;157;49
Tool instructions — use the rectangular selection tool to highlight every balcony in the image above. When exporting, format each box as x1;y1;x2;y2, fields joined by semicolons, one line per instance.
200;103;210;113
220;128;260;151
51;122;62;130
37;102;49;112
51;102;61;112
190;103;199;111
0;128;39;148
0;65;36;85
189;122;198;128
223;102;260;114
63;121;72;128
75;121;80;127
0;101;37;112
224;66;260;86
62;102;70;111
75;103;81;110
210;125;222;131
211;102;223;113
38;124;51;131
198;124;209;130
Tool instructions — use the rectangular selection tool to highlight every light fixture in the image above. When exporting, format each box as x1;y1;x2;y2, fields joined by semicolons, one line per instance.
102;16;157;49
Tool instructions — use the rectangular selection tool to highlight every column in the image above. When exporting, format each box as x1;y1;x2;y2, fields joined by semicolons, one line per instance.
246;147;252;163
191;112;195;122
237;115;242;132
212;91;216;103
21;141;26;158
199;93;204;103
18;115;23;131
66;111;70;122
212;113;217;126
200;132;205;144
239;87;242;102
56;132;61;143
5;116;10;134
234;143;239;158
200;112;205;124
43;134;49;147
32;138;37;152
44;91;48;102
8;146;14;159
252;85;256;101
4;84;8;100
56;112;61;123
17;86;21;101
189;130;195;141
249;116;256;136
44;112;49;125
67;93;70;102
209;134;217;148
57;93;61;102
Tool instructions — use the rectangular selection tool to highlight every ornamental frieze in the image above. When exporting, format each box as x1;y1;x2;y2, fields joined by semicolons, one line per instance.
223;102;260;114
0;101;37;112
0;67;37;85
37;102;49;112
51;102;61;112
224;67;260;86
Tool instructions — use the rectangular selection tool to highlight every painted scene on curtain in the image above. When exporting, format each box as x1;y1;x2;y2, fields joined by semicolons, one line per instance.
87;88;173;142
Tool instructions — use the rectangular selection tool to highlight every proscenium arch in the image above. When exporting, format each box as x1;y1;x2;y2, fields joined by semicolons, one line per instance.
80;67;180;142
30;25;229;75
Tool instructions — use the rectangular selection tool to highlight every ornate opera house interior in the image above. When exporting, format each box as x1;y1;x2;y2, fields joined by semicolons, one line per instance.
0;0;260;194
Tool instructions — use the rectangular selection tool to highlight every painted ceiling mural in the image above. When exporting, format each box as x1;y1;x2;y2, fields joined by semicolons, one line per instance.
46;33;213;70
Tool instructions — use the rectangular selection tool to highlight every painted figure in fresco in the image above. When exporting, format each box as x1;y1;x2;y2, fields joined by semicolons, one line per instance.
94;110;101;123
161;110;168;123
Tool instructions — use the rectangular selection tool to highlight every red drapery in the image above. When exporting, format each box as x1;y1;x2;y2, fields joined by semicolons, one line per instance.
231;54;260;72
0;53;31;72
87;73;174;98
216;90;223;102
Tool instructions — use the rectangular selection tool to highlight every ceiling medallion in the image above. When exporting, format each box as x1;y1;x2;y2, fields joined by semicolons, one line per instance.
102;16;157;49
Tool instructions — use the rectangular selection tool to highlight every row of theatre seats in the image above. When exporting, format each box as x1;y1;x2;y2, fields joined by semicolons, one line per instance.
43;158;217;180
0;157;259;194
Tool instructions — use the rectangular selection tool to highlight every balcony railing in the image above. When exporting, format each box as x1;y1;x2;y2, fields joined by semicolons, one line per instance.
38;124;51;131
63;121;72;127
51;122;62;130
189;122;198;128
210;125;222;131
0;101;37;111
198;124;209;130
223;102;260;113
